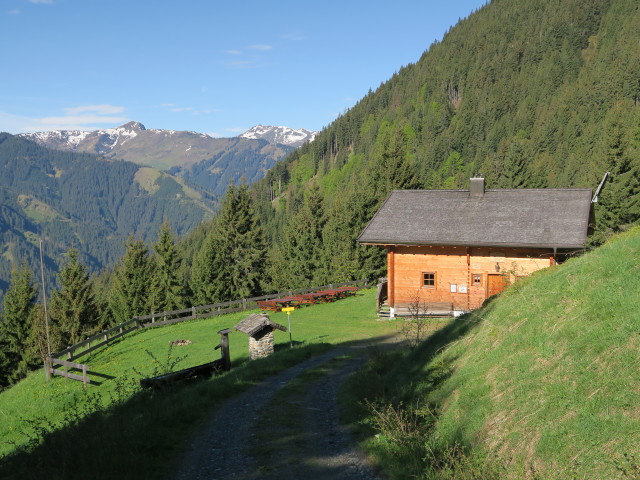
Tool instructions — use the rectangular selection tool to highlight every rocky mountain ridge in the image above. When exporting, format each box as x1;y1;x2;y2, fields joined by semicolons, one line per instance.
18;122;300;197
239;125;317;148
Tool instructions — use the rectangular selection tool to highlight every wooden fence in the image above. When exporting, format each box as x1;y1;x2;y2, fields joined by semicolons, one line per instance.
46;357;91;386
45;279;369;383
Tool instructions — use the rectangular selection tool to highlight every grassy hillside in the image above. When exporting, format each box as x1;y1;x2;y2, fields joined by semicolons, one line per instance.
344;228;640;479
0;288;399;479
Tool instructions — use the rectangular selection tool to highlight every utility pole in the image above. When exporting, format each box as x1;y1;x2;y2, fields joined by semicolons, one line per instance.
39;239;52;380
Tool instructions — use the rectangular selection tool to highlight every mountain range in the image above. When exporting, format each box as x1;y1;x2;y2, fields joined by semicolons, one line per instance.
239;125;316;148
18;123;317;197
0;123;316;300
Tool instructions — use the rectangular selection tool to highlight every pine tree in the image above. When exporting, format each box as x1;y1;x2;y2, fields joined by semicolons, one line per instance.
50;249;100;348
0;264;37;386
110;236;154;324
191;184;266;303
149;222;186;313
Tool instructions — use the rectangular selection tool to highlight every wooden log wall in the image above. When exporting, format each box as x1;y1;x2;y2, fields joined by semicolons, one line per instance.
388;245;553;311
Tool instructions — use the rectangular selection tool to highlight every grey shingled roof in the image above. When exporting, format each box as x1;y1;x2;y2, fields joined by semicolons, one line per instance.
358;188;593;249
235;313;286;337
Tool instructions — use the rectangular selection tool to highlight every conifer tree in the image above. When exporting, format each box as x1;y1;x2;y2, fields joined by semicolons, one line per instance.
110;236;154;324
50;249;100;347
282;184;325;287
149;222;185;313
0;264;37;386
192;183;266;303
594;110;640;241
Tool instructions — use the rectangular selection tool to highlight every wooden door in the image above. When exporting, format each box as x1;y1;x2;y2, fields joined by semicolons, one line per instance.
487;274;508;298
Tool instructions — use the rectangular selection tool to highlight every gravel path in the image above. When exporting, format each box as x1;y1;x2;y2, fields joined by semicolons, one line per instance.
171;344;386;480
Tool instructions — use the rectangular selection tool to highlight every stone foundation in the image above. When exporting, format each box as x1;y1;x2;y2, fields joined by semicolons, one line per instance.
249;329;274;360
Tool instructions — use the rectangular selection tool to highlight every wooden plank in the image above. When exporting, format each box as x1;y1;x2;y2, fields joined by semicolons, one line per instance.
53;319;137;358
51;358;90;370
144;316;191;328
196;306;245;318
196;299;243;310
51;369;87;383
68;326;138;359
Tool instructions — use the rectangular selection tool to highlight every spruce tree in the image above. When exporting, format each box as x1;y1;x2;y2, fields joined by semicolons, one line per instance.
110;236;154;324
50;249;100;347
149;222;185;313
0;264;37;386
192;183;266;303
282;184;325;287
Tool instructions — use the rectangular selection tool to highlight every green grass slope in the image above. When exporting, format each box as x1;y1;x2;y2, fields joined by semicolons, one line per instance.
0;288;398;479
346;228;640;479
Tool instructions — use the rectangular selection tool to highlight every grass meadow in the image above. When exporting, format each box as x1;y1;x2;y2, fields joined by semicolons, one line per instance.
0;288;400;479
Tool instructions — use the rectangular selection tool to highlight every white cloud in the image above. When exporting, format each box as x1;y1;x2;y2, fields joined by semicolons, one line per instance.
169;107;194;113
249;44;273;51
282;31;304;41
8;9;21;14
64;104;125;115
225;49;242;55
0;105;128;133
35;114;128;128
228;60;253;69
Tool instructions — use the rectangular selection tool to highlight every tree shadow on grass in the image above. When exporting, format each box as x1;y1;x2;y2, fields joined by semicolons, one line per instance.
0;341;337;480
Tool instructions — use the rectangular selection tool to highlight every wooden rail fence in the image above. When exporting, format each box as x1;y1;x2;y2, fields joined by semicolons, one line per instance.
46;358;91;386
44;279;369;384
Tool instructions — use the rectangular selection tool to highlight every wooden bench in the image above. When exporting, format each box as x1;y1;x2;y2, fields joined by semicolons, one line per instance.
257;300;281;312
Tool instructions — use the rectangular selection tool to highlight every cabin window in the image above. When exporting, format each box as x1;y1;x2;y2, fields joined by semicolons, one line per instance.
472;274;481;286
422;272;436;287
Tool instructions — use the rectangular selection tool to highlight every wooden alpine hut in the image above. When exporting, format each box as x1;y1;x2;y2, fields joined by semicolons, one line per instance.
358;178;594;317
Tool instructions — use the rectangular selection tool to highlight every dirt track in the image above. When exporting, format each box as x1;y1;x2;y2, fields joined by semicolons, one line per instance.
171;341;394;480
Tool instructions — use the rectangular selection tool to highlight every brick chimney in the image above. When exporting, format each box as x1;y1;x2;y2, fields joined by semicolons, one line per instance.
469;177;485;198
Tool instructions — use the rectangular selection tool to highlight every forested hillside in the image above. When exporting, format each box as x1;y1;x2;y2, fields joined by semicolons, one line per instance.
0;133;215;302
238;0;640;290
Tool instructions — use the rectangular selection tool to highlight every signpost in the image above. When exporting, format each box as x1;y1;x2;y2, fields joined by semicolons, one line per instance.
282;306;295;347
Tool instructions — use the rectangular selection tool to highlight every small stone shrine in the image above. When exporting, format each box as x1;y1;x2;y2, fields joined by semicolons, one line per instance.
234;313;287;360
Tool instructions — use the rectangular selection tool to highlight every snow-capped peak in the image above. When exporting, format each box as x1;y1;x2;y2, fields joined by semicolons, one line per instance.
239;125;317;148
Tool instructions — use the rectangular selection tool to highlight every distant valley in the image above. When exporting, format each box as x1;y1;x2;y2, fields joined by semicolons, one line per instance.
1;123;315;300
19;122;316;197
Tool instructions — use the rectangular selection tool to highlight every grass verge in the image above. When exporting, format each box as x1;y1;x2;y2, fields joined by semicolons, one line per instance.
341;228;640;479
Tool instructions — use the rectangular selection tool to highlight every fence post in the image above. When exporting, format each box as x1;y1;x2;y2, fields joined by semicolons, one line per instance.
44;358;51;381
82;364;88;387
192;306;196;320
217;329;232;371
242;298;247;310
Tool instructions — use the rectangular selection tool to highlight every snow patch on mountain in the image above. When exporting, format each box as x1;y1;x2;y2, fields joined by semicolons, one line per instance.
239;125;317;148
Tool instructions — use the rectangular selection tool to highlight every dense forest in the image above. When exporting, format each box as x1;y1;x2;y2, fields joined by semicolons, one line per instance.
244;0;640;288
2;0;640;387
0;133;216;304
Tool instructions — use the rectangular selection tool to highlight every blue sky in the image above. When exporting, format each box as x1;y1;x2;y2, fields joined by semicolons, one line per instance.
1;0;487;137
